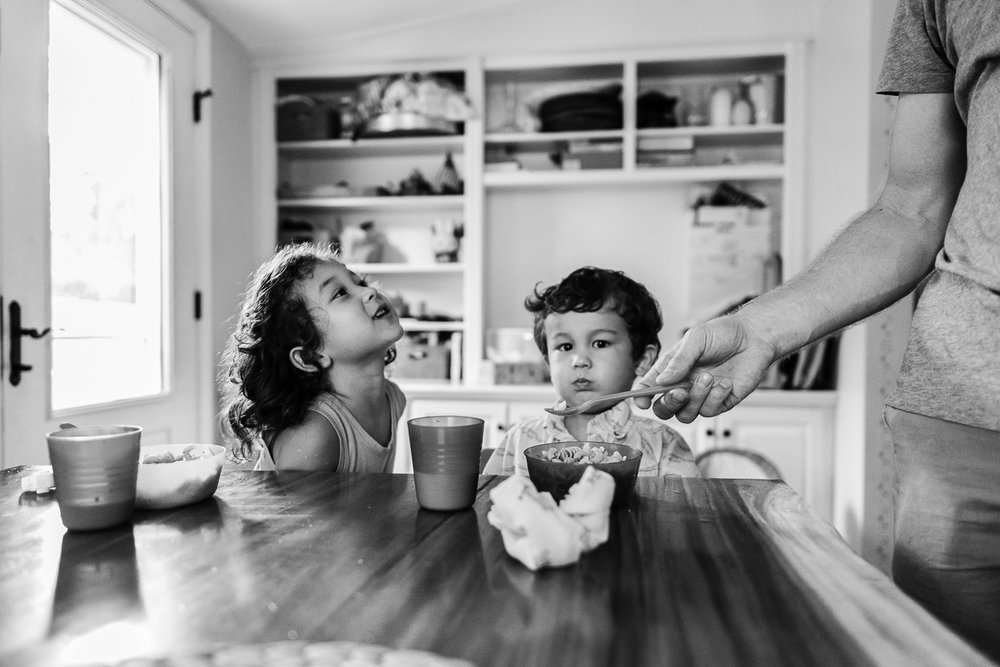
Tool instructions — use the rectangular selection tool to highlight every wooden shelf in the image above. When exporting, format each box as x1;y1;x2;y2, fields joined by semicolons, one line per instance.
636;124;784;139
485;129;624;144
483;163;783;187
279;134;465;157
278;195;464;209
400;318;464;333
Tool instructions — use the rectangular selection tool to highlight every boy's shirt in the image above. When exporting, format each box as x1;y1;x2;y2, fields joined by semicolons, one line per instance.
484;399;700;478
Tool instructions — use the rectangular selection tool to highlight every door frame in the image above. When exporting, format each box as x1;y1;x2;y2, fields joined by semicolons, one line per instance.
0;0;214;462
152;0;215;443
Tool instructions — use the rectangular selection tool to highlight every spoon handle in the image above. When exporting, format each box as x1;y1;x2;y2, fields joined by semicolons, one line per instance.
546;382;693;416
605;382;693;403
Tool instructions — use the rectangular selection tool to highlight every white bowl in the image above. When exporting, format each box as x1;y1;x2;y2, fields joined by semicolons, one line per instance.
136;444;225;510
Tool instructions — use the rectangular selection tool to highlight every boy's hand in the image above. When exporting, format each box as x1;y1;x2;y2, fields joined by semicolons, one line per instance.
632;314;778;423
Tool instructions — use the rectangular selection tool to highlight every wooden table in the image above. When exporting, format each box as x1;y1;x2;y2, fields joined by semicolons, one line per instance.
0;467;990;667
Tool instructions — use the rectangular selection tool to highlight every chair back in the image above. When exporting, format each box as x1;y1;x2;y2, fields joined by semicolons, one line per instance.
695;447;782;480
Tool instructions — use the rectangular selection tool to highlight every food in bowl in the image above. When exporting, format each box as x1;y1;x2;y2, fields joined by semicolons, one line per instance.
136;444;225;510
523;441;641;507
142;444;215;465
535;443;627;465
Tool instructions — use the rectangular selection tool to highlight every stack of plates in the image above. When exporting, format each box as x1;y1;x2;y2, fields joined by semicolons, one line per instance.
538;85;622;132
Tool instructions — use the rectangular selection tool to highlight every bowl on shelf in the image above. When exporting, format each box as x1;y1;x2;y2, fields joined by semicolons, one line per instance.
358;112;457;137
135;444;225;510
523;441;641;507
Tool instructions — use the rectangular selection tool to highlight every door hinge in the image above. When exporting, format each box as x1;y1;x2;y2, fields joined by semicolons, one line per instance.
194;290;202;321
193;89;213;123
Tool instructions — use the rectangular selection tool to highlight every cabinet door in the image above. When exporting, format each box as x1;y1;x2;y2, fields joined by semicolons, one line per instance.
707;406;833;520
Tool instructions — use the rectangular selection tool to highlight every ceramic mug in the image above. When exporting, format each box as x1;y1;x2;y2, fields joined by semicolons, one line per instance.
46;424;142;530
408;416;484;511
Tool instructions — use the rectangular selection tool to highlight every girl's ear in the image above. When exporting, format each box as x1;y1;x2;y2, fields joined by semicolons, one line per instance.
289;347;331;373
633;344;659;377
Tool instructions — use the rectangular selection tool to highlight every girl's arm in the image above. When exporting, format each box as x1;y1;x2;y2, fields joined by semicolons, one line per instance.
271;411;342;471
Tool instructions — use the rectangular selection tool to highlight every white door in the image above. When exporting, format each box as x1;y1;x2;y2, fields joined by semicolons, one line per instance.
0;0;211;466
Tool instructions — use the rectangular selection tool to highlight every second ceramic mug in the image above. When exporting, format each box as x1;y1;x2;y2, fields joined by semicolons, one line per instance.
408;416;484;511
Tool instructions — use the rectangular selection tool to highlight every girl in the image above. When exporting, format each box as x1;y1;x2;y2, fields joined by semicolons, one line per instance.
220;243;406;471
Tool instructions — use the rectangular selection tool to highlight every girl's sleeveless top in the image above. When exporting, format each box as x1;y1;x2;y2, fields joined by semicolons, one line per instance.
254;380;406;472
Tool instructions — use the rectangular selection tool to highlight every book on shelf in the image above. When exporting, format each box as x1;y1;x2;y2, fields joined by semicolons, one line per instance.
637;135;695;152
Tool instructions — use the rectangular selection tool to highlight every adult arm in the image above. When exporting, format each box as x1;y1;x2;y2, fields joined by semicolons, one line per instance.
271;410;342;470
635;92;966;422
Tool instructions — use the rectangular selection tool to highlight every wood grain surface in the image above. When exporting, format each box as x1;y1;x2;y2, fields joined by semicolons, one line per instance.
0;467;991;666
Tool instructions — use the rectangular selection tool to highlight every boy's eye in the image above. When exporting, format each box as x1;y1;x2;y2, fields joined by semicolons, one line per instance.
593;340;611;349
554;342;573;352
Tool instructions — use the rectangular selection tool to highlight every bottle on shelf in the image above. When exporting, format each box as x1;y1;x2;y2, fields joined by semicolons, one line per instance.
338;97;356;139
709;86;732;127
730;79;755;126
683;84;709;127
747;75;771;124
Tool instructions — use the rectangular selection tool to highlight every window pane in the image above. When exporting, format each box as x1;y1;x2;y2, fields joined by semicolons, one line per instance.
48;1;164;410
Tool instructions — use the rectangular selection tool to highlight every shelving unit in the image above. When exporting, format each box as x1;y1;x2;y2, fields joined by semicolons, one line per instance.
268;64;483;386
259;42;809;390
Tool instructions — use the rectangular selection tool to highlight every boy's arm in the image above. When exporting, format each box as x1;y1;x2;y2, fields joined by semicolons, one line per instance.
271;411;342;471
483;426;520;475
657;425;700;478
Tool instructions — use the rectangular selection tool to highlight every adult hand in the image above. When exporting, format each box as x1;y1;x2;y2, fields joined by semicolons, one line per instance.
632;313;779;423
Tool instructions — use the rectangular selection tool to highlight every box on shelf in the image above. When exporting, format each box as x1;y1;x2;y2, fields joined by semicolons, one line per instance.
391;333;459;381
276;95;334;141
685;203;776;326
562;139;622;170
637;134;695;168
492;361;550;385
485;327;548;385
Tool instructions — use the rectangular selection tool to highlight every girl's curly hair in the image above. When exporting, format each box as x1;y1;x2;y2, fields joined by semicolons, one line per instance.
525;266;662;362
218;243;394;462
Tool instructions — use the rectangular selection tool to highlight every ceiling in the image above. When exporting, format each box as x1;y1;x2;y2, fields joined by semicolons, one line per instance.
187;0;535;60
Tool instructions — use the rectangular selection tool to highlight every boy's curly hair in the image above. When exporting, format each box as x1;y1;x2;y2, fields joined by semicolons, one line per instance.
218;243;395;461
525;266;662;362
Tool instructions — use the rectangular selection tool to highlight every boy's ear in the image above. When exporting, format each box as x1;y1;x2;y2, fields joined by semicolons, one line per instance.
633;344;659;376
289;346;331;373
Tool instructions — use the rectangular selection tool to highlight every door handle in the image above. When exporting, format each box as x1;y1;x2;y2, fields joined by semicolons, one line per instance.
7;300;51;386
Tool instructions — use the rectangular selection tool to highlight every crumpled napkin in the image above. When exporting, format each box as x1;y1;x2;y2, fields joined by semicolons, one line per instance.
486;466;615;570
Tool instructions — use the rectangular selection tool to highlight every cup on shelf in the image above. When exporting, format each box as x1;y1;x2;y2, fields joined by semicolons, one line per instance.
46;424;142;531
408;415;484;511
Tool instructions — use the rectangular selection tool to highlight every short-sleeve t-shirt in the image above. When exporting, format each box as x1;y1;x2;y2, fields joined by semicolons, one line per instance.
876;0;1000;431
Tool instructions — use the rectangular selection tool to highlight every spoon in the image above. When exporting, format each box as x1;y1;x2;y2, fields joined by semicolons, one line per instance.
545;382;693;417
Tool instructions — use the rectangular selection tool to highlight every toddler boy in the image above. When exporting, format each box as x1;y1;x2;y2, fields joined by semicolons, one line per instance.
484;266;699;478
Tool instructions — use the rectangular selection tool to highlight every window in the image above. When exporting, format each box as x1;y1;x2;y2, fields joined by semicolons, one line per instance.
48;0;165;410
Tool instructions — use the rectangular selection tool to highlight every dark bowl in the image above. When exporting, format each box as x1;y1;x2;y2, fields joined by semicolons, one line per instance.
524;441;641;507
